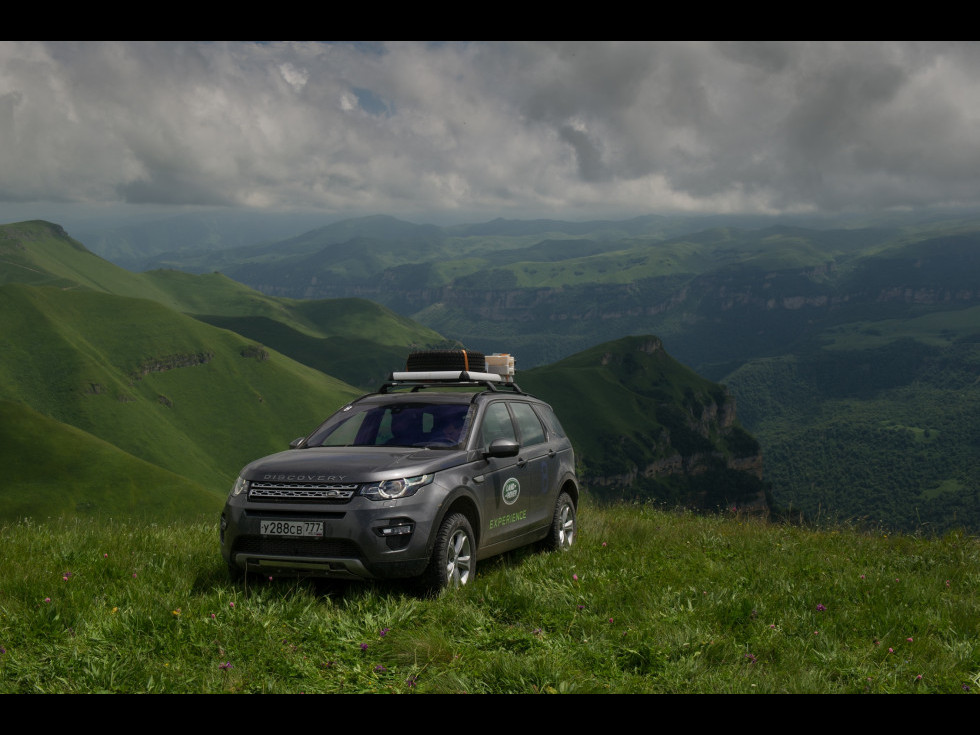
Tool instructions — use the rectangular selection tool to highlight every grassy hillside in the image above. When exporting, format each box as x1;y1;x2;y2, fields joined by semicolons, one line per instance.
519;336;763;508
1;219;452;383
1;505;976;693
0;401;216;520
0;283;360;519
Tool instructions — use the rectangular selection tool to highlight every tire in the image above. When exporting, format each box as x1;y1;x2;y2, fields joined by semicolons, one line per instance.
227;561;246;582
406;349;487;373
545;493;576;551
421;513;476;592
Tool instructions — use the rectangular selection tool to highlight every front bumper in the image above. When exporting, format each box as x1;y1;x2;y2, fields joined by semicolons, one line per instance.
221;489;441;580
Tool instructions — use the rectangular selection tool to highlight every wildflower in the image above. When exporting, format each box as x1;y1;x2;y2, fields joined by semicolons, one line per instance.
608;618;614;624
406;676;417;688
963;684;970;692
859;574;865;579
532;628;543;636
601;542;607;547
577;605;584;610
132;573;137;578
229;602;235;609
816;604;826;612
43;597;51;603
111;607;118;614
888;648;894;653
769;624;776;629
916;675;923;681
103;553;108;558
210;613;216;619
744;653;757;664
374;665;387;673
945;580;951;588
572;574;578;582
895;578;899;582
380;627;390;638
219;661;233;671
907;637;913;642
268;576;273;581
172;608;181;616
0;646;6;654
360;643;369;651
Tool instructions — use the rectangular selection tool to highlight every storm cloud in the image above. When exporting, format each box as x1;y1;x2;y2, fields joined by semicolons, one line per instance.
2;41;979;219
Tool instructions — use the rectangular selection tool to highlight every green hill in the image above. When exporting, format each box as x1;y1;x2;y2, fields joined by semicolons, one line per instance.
0;283;361;518
0;220;451;382
518;336;764;509
0;400;216;520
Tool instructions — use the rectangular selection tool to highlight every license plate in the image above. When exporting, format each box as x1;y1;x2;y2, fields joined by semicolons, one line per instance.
260;520;324;538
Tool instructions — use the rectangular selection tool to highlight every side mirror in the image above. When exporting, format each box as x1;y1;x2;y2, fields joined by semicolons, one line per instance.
484;438;520;459
289;437;306;449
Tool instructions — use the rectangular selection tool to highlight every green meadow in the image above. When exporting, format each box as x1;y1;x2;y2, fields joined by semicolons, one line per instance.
1;503;976;694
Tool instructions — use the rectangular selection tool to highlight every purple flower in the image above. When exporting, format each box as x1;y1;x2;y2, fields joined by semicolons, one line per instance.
219;661;233;670
406;676;417;688
374;665;387;672
380;627;390;637
43;597;51;603
816;604;826;612
360;643;369;651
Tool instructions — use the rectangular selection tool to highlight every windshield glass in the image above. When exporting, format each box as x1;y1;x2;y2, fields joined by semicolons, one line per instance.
306;402;472;449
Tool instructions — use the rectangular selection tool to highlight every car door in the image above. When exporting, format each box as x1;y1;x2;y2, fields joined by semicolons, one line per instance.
474;400;534;549
507;401;558;531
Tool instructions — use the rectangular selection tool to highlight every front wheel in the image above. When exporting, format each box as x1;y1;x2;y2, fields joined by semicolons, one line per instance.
421;513;476;592
545;493;576;551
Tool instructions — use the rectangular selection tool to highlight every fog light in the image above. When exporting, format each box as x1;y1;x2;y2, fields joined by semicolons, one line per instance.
379;523;413;536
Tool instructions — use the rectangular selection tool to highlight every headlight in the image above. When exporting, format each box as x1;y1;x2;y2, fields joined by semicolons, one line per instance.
362;474;433;501
229;475;248;498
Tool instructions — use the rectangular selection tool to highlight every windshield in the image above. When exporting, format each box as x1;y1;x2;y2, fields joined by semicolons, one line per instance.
306;402;472;449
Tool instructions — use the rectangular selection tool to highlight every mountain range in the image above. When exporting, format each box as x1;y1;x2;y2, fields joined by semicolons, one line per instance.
0;220;760;522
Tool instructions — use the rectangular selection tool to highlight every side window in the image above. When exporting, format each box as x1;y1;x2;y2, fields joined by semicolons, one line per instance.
533;404;566;439
510;402;546;446
478;402;517;446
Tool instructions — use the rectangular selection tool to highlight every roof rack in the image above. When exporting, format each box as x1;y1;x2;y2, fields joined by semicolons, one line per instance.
379;371;527;395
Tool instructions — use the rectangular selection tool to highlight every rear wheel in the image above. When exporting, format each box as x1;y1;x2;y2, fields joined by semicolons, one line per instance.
546;493;576;551
421;513;476;592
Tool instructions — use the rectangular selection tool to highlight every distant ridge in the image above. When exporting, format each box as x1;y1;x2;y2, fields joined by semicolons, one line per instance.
519;335;765;510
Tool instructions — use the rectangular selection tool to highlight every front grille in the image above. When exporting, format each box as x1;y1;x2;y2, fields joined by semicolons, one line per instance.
234;536;360;558
248;481;358;503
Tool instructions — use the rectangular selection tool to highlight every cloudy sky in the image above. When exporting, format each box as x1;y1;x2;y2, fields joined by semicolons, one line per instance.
3;41;980;223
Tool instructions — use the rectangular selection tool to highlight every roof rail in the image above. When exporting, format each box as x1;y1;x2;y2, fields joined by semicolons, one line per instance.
379;373;527;395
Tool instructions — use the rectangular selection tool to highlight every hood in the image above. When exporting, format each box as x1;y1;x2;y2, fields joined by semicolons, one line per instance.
242;446;473;483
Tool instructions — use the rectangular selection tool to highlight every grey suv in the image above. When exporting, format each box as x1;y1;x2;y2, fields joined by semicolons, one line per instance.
220;364;578;590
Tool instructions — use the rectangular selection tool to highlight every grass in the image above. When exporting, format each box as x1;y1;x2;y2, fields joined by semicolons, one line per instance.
1;502;976;693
